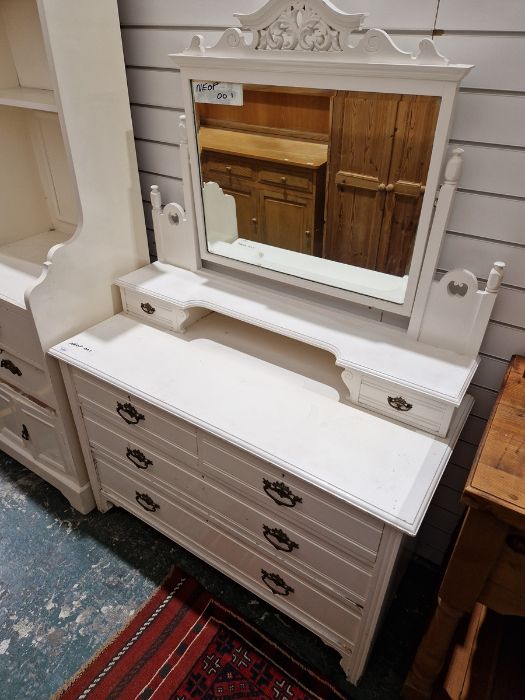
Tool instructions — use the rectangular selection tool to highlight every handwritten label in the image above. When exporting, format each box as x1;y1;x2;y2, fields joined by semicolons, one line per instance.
193;81;243;106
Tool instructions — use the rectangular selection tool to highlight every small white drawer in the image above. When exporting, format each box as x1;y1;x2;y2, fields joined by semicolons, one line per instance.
0;381;66;472
201;435;383;563
73;371;198;457
120;288;210;334
0;301;43;368
97;457;361;649
0;348;54;407
121;289;174;328
356;376;453;437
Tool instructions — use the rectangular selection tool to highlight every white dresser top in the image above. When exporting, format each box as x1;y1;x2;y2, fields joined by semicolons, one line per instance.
50;312;471;535
116;263;478;406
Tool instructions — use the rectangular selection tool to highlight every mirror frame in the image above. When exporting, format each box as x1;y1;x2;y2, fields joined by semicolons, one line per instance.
171;0;472;317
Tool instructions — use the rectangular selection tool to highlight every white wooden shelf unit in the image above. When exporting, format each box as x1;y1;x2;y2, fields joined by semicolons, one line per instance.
0;0;149;512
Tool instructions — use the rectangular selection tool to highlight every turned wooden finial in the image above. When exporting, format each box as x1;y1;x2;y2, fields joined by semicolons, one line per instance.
444;148;464;184
150;184;162;210
486;261;506;292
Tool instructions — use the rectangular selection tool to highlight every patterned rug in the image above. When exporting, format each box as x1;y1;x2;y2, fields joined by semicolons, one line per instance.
53;568;346;700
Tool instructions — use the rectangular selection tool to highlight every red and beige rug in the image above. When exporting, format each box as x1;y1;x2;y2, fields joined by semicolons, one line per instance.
54;568;347;699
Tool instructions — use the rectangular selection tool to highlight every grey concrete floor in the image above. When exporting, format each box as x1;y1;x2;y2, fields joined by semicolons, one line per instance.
0;451;440;699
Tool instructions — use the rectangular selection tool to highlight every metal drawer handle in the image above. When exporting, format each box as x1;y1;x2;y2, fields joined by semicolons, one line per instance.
507;534;525;554
126;447;152;470
116;401;145;425
263;479;302;508
387;396;413;412
21;424;30;441
1;359;22;376
263;525;298;553
135;492;160;513
140;302;155;315
261;569;294;596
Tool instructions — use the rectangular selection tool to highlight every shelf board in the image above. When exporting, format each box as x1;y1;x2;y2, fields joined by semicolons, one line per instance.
0;229;69;308
117;263;478;405
0;87;57;112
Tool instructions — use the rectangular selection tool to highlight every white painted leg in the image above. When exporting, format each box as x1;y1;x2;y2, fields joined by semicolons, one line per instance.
339;652;357;684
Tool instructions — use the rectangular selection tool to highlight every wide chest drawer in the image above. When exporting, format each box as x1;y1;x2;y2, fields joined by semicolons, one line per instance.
0;301;43;368
0;347;54;407
85;415;371;604
0;382;66;472
73;372;198;463
201;436;383;564
97;457;361;650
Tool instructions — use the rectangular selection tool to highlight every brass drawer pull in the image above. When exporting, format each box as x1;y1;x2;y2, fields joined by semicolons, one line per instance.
140;302;155;315
263;478;302;508
263;525;298;553
135;492;160;513
21;424;30;441
387;396;413;412
1;359;22;376
261;569;294;596
126;447;152;470
116;401;145;425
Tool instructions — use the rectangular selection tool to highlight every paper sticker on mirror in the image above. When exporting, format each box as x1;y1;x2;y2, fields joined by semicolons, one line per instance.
193;82;243;106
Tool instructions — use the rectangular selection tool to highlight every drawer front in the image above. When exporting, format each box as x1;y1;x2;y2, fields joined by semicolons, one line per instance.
0;301;43;368
202;156;253;181
0;347;54;407
357;377;450;435
259;168;312;193
88;418;371;604
202;475;372;604
73;372;198;457
98;458;361;648
85;411;199;477
201;436;383;563
122;290;174;328
0;381;65;472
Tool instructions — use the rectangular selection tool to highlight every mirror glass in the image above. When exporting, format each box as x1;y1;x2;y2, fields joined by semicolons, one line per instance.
193;82;440;304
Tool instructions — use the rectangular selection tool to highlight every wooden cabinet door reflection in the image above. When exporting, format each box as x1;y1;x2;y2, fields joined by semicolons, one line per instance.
259;188;313;254
324;92;439;276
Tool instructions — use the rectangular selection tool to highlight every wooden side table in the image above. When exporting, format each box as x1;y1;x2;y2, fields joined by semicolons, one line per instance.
403;355;525;699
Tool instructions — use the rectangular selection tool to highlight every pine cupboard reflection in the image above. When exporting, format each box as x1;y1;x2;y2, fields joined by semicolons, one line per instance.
193;83;440;303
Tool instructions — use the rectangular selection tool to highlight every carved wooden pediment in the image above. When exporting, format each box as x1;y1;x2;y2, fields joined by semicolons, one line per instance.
235;0;366;52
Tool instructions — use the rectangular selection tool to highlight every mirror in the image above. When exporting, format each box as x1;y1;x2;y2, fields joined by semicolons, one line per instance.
193;82;440;304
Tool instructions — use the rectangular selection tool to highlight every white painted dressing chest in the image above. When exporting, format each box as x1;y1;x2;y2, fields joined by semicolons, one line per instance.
50;0;505;683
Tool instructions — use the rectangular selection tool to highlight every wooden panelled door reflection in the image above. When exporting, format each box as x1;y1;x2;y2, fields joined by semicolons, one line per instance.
324;92;440;276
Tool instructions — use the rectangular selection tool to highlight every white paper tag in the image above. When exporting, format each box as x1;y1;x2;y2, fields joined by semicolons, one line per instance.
193;81;243;106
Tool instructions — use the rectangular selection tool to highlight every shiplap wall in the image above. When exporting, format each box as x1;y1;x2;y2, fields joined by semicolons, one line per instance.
116;0;525;565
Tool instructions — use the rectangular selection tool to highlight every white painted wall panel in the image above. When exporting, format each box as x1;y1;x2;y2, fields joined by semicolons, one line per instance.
440;234;525;288
122;28;223;69
473;356;508;392
452;94;525;148
481;323;525;361
131;105;182;144
436;0;525;31
126;68;182;108
433;36;525;91
135;140;181;179
456;144;525;198
117;0;439;31
448;192;525;246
